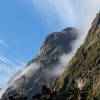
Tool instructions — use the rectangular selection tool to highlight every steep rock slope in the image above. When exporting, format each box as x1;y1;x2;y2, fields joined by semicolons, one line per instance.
2;28;79;99
38;12;100;100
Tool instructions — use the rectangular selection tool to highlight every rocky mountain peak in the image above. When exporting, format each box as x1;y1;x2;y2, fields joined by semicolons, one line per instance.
29;27;78;65
1;27;79;99
45;27;77;45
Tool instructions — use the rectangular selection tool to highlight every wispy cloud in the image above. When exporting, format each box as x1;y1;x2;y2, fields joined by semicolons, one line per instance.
0;40;8;47
0;56;25;88
0;56;16;66
32;0;78;27
0;39;26;88
0;62;38;98
32;0;100;34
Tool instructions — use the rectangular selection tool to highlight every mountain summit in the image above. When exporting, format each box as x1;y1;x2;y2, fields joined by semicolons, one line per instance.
1;27;79;99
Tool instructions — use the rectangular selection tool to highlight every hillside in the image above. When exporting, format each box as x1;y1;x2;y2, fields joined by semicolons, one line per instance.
36;12;100;100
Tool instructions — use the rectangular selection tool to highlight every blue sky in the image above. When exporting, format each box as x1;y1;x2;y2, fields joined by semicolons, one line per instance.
0;0;100;88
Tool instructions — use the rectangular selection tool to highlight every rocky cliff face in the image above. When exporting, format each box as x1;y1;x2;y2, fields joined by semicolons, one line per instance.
37;12;100;100
1;27;79;99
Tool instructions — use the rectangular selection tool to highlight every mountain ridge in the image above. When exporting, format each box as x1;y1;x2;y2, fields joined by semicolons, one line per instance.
1;27;79;99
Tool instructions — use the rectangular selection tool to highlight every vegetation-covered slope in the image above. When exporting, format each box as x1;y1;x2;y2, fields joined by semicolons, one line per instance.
34;12;100;100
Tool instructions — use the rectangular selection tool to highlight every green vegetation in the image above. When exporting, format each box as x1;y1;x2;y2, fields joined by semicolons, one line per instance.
48;12;100;100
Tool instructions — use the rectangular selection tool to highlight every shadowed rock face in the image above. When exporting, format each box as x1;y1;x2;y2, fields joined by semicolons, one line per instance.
2;27;79;99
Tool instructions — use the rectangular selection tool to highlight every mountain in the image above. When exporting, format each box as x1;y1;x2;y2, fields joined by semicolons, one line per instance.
2;12;100;100
36;12;100;100
1;27;79;99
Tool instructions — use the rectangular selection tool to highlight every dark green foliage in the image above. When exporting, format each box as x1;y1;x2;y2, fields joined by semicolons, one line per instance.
33;86;80;100
42;85;50;95
32;93;41;100
1;94;27;100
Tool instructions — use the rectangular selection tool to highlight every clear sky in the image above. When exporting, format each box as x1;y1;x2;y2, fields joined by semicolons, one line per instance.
0;0;100;88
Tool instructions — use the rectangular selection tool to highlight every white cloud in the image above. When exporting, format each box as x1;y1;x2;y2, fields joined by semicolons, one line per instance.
32;0;100;36
0;56;39;89
0;39;26;89
0;62;40;98
0;40;8;47
32;0;78;27
84;0;100;9
48;51;75;77
0;56;25;88
0;56;16;66
0;56;26;98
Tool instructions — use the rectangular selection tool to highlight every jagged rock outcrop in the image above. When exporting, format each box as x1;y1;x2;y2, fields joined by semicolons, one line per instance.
1;27;79;99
